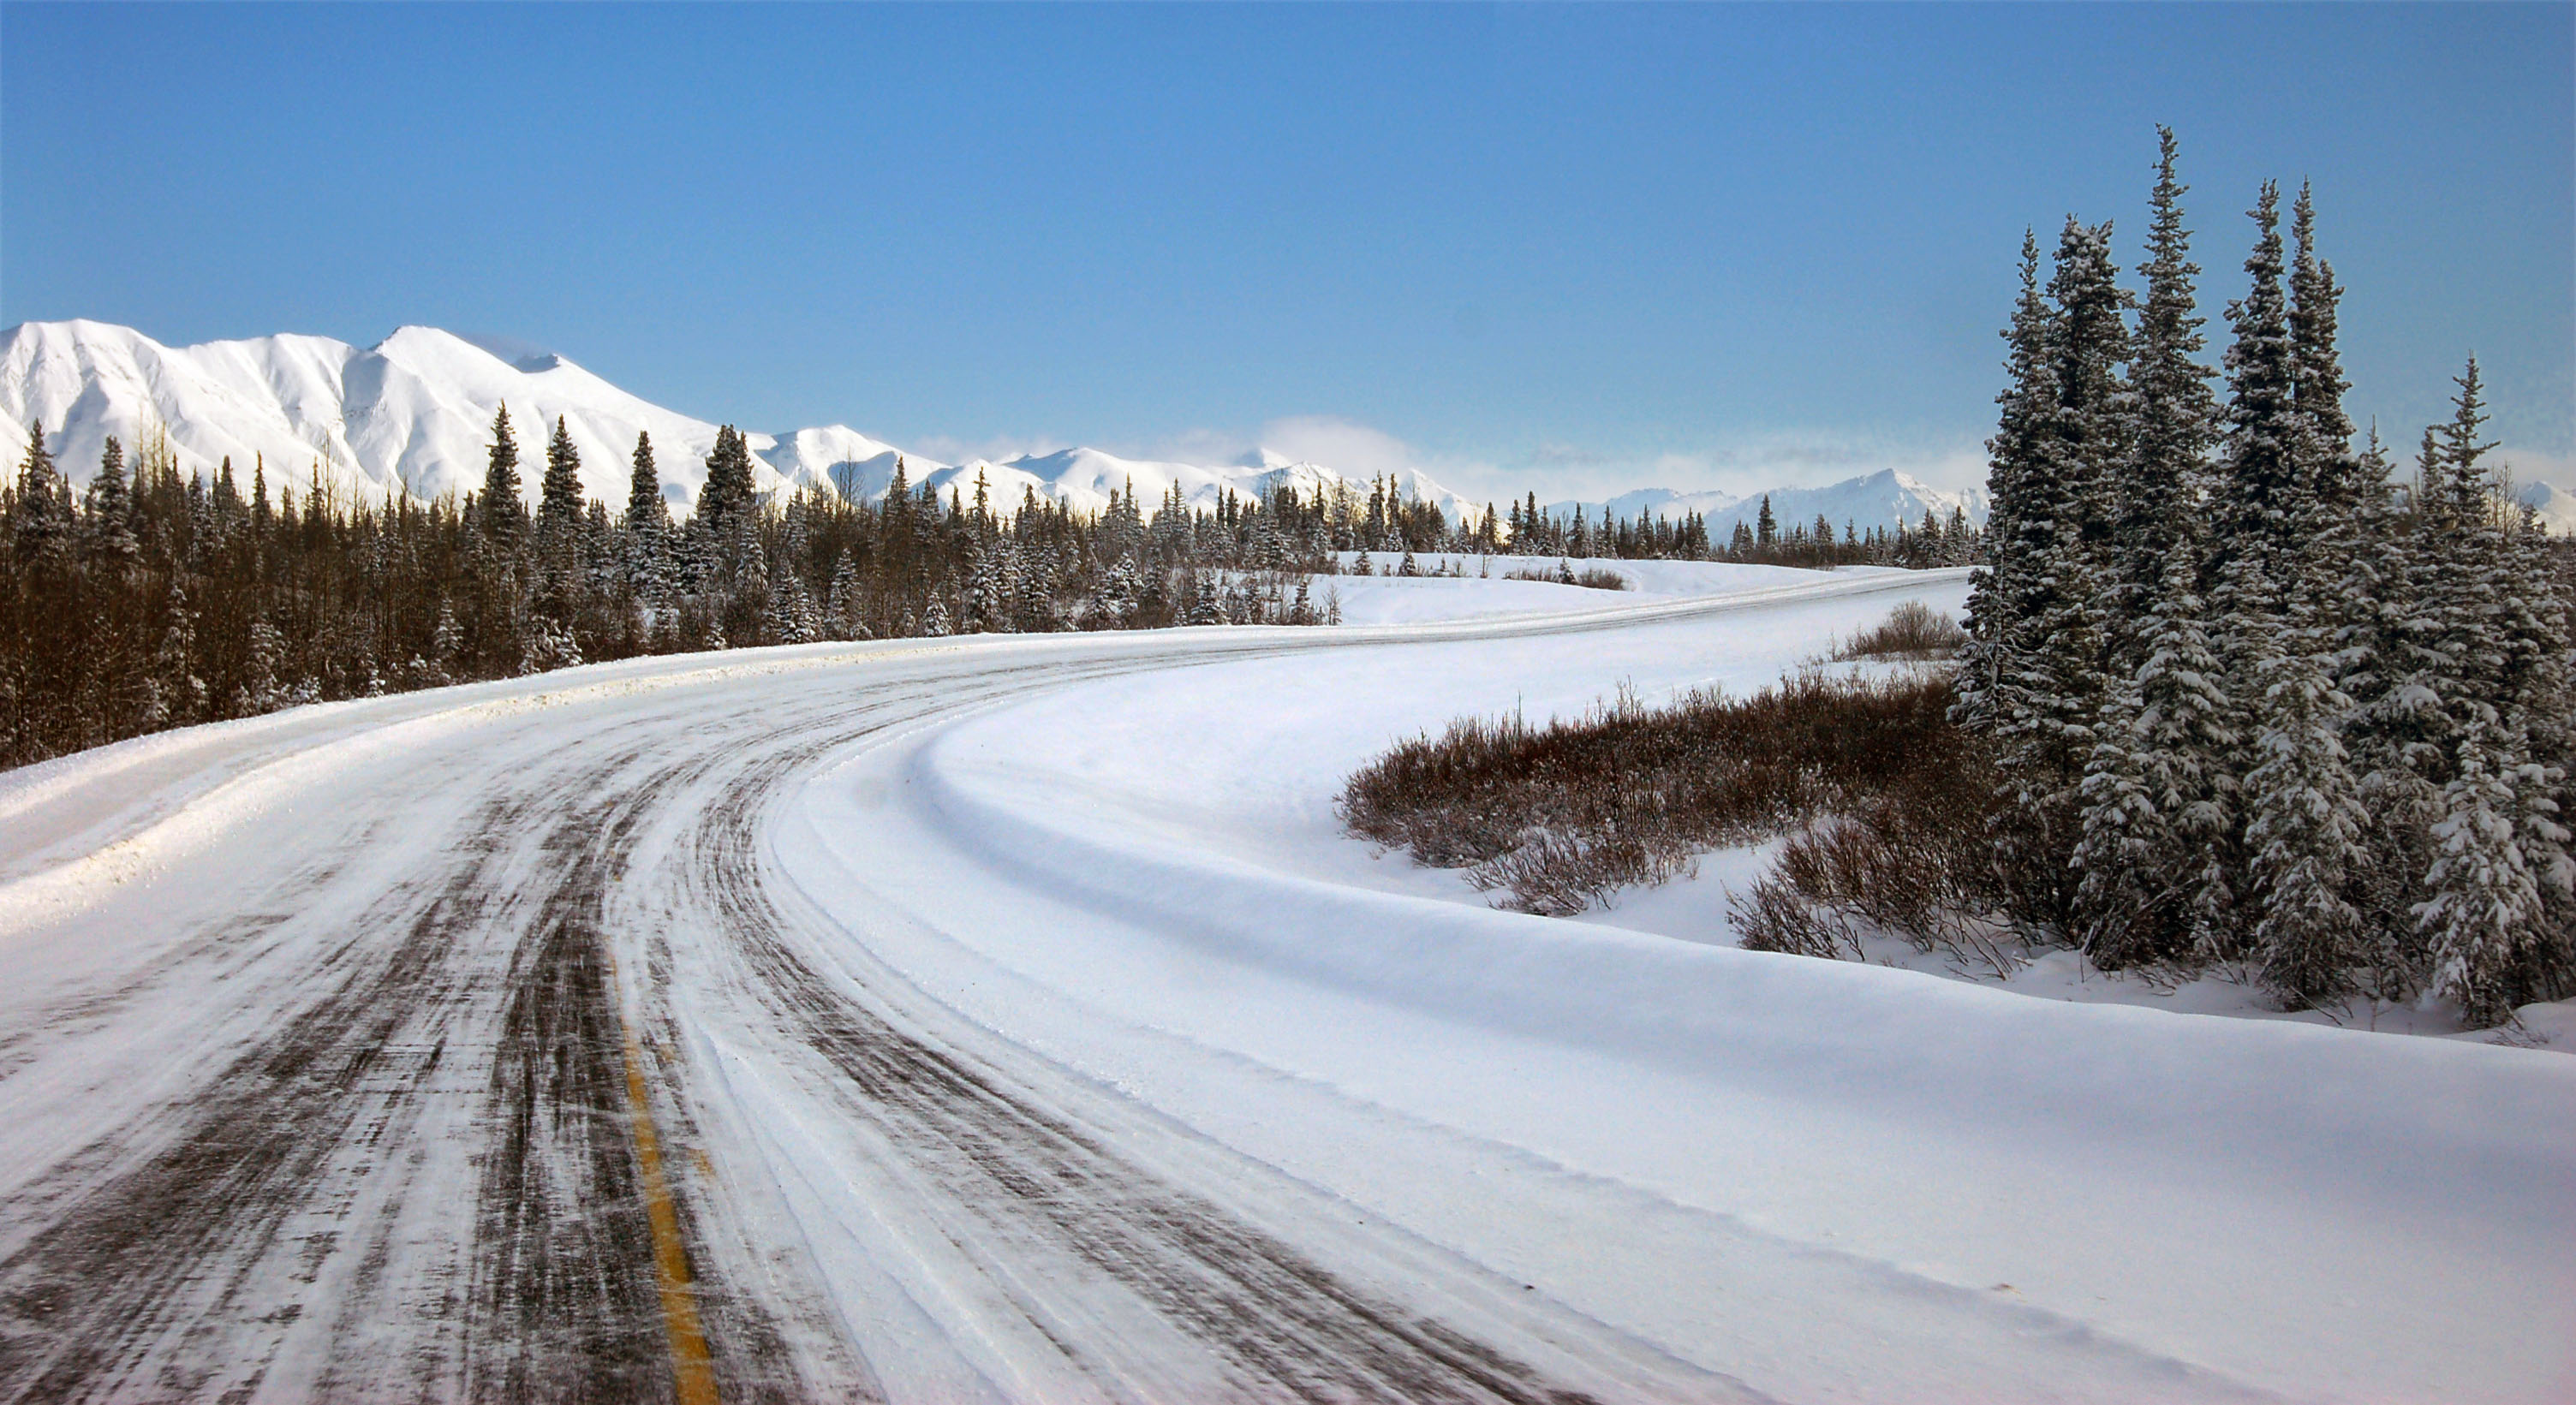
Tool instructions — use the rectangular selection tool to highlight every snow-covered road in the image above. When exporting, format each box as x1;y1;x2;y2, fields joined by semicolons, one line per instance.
0;569;2567;1404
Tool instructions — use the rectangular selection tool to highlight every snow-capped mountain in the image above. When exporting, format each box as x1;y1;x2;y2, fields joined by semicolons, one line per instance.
1548;470;1986;533
2513;479;2576;536
0;319;1480;522
1706;469;1989;533
9;318;2022;536
0;319;790;511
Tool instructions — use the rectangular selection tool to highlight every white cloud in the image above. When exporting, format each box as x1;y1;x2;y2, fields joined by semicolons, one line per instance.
1257;415;1428;478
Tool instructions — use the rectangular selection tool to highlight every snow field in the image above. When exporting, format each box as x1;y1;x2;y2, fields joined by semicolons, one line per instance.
1317;555;1874;625
2;563;2567;1401
783;569;2576;1403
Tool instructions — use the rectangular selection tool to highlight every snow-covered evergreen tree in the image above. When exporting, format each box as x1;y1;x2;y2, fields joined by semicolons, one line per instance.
2107;129;2217;667
2074;545;2239;963
964;545;1012;634
84;437;140;567
9;424;75;565
623;432;674;617
2241;584;2370;1008
768;566;821;644
2418;718;2551;1025
478;407;525;554
2210;183;2306;627
1957;231;2054;738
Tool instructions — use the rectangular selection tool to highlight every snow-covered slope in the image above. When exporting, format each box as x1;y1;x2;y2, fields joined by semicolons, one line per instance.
0;319;791;511
1544;486;1744;523
1711;467;1989;532
12;319;2036;534
0;320;1485;521
1558;469;1987;532
2513;478;2576;535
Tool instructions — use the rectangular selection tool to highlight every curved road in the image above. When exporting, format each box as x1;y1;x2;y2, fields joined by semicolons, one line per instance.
0;578;1939;1404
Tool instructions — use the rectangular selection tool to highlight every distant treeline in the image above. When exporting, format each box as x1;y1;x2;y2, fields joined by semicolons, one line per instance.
0;404;1970;771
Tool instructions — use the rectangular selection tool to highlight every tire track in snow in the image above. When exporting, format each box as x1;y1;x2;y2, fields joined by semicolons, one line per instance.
0;793;511;1400
0;595;1905;1401
668;669;1710;1402
0;731;820;1402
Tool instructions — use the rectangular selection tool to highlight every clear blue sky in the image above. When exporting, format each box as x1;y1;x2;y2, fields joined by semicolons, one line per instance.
4;3;2569;498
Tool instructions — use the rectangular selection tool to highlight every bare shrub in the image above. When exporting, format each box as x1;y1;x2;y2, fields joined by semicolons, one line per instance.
1501;560;1628;591
1835;599;1966;660
1343;670;1989;920
1727;871;1857;960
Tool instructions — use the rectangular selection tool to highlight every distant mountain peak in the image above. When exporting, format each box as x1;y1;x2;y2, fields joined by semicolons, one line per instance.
444;330;565;374
0;316;2338;539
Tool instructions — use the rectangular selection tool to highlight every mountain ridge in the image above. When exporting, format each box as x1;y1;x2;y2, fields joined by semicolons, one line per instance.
0;318;2018;533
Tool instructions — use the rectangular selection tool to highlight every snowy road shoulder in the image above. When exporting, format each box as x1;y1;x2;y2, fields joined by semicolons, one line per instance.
782;571;2576;1405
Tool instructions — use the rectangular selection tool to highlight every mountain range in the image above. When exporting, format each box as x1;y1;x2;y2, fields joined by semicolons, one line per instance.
6;319;2008;534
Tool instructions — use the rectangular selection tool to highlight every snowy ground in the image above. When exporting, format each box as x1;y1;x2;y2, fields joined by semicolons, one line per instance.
1;564;2568;1403
1317;552;1899;625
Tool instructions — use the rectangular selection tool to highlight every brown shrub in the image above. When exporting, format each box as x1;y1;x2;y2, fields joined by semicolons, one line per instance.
1500;562;1629;591
1342;670;1992;926
1835;599;1966;660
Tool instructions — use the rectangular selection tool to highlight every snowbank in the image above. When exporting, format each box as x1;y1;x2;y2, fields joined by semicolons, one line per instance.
786;569;2576;1403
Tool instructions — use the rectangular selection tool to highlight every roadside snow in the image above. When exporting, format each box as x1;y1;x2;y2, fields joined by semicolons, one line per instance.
784;569;2576;1405
1316;553;1886;624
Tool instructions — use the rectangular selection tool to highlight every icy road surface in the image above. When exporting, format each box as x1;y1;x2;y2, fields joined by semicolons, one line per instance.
0;567;2567;1404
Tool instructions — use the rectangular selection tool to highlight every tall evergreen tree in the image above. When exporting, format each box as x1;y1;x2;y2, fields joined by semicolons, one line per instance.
2075;523;2239;963
622;430;673;612
1958;231;2053;734
539;416;585;528
85;436;140;565
624;431;665;534
2403;359;2568;1020
698;425;757;533
2242;580;2370;1008
2211;183;2302;607
2108;128;2218;664
479;406;525;551
2418;717;2550;1026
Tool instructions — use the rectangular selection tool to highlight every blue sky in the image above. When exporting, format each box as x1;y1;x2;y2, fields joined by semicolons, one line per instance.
4;3;2569;497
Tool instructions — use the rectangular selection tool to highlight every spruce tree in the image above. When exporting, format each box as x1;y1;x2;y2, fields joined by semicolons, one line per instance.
480;406;526;552
2334;428;2436;981
11;424;74;565
2401;358;2571;1021
625;431;666;536
2418;717;2550;1025
1977;218;2129;928
2499;503;2576;996
2075;530;2239;963
2212;183;2302;609
2287;182;2354;451
2242;583;2370;1008
2108;128;2217;665
85;436;140;565
699;425;757;532
540;416;584;528
151;575;205;725
1956;230;2054;740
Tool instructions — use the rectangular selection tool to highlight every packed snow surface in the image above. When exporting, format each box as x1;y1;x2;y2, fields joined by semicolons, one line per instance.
0;568;2567;1403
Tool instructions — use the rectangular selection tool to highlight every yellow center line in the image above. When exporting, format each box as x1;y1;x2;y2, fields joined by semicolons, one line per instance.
611;961;719;1405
